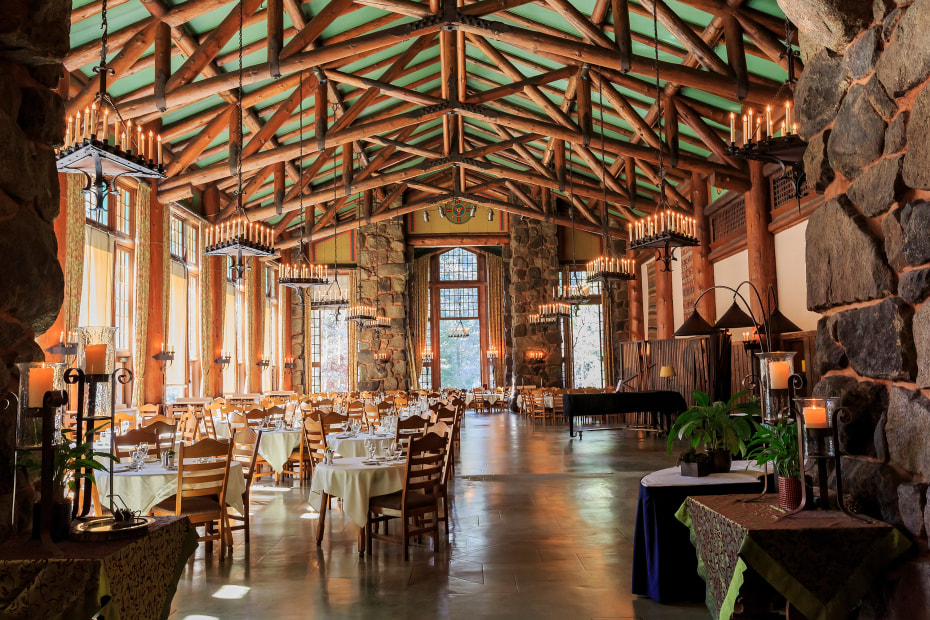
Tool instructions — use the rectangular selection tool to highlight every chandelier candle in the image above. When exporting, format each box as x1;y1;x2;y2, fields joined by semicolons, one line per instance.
628;210;696;245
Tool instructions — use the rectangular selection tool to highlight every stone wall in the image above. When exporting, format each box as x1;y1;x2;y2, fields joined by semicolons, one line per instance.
506;215;563;387
356;219;408;392
784;0;930;614
0;0;69;532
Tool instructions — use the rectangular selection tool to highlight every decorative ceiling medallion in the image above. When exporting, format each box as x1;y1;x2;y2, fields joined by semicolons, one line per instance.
439;199;477;225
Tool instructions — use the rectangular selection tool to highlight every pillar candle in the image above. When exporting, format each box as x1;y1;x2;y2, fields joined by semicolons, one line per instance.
148;131;154;161
769;361;790;390
85;344;108;375
803;405;828;428
729;112;735;143
28;366;55;408
157;135;162;165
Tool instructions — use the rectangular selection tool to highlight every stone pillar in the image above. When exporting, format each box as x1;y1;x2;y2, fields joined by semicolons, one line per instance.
508;215;563;388
356;219;408;392
745;160;776;318
288;248;306;394
0;0;70;532
628;254;645;341
502;243;514;388
691;172;715;322
35;172;69;356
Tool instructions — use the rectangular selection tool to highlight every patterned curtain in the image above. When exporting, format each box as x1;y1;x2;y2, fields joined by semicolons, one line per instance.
245;257;263;393
199;229;213;397
348;269;357;391
303;294;312;395
407;254;429;390
131;182;151;406
63;175;85;333
601;283;615;389
487;254;505;387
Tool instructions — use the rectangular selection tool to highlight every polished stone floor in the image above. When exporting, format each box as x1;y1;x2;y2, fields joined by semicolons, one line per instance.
170;413;710;619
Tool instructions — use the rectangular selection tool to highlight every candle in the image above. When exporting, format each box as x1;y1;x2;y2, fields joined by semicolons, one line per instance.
741;114;747;146
85;344;107;375
729;112;735;144
90;103;97;136
785;101;791;130
769;361;790;390
66;116;73;148
84;107;90;139
766;105;772;139
28;366;55;408
148;131;154;161
803;405;828;428
157;135;162;165
801;359;807;373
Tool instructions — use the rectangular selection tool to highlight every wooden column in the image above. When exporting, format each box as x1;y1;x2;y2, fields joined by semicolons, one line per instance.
628;253;645;341
691;171;716;322
143;180;167;405
745;160;776;318
249;258;264;393
203;184;225;398
655;262;674;339
281;287;293;392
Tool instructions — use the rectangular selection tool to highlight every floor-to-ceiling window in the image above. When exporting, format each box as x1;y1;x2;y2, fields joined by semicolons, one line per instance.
562;269;605;388
166;213;200;401
428;248;488;389
310;274;349;393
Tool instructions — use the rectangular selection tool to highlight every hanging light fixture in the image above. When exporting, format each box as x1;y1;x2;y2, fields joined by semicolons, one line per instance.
204;4;273;279
56;0;166;209
626;5;698;272
447;320;470;339
528;313;558;329
281;69;330;292
554;149;594;305
345;150;377;324
539;302;572;321
585;78;635;285
310;125;351;313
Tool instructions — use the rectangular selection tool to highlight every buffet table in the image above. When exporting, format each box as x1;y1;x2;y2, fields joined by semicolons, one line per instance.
677;494;911;620
0;516;197;620
632;462;765;603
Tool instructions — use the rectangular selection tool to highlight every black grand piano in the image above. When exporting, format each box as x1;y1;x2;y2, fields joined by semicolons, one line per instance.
563;390;687;438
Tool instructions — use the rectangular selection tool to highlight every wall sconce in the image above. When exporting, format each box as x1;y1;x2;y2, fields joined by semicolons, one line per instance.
376;350;391;364
526;350;545;364
422;348;433;364
214;351;231;371
486;348;499;362
152;343;175;371
256;356;272;369
283;357;295;374
45;330;78;358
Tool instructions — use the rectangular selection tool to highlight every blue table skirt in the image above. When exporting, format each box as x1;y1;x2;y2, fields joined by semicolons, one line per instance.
632;477;765;603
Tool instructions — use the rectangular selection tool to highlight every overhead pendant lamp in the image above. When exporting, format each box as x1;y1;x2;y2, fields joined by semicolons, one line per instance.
56;0;166;210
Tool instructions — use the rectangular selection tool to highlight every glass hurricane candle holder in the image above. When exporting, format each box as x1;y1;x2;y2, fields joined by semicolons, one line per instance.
755;351;795;423
15;362;66;449
75;326;118;419
796;397;837;459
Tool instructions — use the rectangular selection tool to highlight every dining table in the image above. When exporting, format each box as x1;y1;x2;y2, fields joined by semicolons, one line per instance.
326;431;395;458
95;461;246;516
309;456;406;552
255;427;302;473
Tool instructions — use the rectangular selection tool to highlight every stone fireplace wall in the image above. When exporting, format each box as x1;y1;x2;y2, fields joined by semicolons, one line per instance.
506;214;564;388
785;0;930;614
0;0;69;532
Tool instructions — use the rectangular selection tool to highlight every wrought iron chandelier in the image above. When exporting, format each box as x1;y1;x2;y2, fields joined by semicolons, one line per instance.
626;4;697;272
539;302;572;321
447;320;470;339
281;70;330;292
56;0;166;209
554;152;594;305
204;3;273;279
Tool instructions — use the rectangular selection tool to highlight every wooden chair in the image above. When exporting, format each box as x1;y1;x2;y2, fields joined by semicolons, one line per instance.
265;405;286;419
138;403;160;424
228;428;262;543
346;400;365;421
377;401;393;420
315;398;334;412
142;419;177;451
244;409;267;428
364;404;380;430
228;411;248;433
179;410;200;444
531;391;550;426
113;428;159;462
282;420;313;484
113;410;136;434
395;416;428;454
302;416;327;474
367;432;448;560
320;412;349;434
152;438;234;554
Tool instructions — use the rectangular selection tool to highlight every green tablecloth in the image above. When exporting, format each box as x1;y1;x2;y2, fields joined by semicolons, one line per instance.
0;516;197;620
676;494;911;620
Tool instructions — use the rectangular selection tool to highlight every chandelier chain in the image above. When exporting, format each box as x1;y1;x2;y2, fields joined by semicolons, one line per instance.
651;1;667;206
236;0;244;213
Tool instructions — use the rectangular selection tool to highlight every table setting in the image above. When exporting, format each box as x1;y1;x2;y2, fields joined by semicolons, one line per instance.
309;455;407;530
255;419;302;473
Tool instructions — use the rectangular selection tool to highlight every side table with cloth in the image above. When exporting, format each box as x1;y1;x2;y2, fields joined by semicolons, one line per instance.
563;390;687;437
327;432;395;458
0;516;197;620
632;461;765;603
677;494;911;620
256;429;302;473
309;456;406;550
96;461;246;516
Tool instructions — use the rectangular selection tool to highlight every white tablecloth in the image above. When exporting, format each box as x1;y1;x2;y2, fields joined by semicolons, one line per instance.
258;429;302;473
327;432;395;458
640;460;765;487
516;394;554;408
309;456;406;527
95;461;246;515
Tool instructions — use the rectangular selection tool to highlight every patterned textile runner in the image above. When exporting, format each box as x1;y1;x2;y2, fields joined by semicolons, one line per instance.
0;516;197;620
676;494;910;620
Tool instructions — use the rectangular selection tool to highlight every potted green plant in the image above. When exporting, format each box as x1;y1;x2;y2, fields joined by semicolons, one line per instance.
667;390;759;473
678;448;711;477
27;427;116;540
745;421;801;510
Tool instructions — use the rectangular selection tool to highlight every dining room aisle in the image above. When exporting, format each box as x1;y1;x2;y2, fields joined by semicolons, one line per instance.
170;413;710;620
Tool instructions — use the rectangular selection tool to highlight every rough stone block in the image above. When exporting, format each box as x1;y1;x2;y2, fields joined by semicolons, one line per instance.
827;84;887;180
883;207;908;271
778;0;873;52
815;316;848;374
17;84;63;147
845;25;882;79
913;303;930;388
0;206;62;333
813;376;887;456
876;0;930;96
900;268;930;304
806;195;896;310
838;456;907;527
900;200;930;266
885;112;908;154
0;0;71;65
904;85;930;189
803;131;835;192
859;556;930;619
864;75;897;121
836;297;916;381
847;155;903;217
794;49;849;139
898;482;929;537
886;386;930;476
